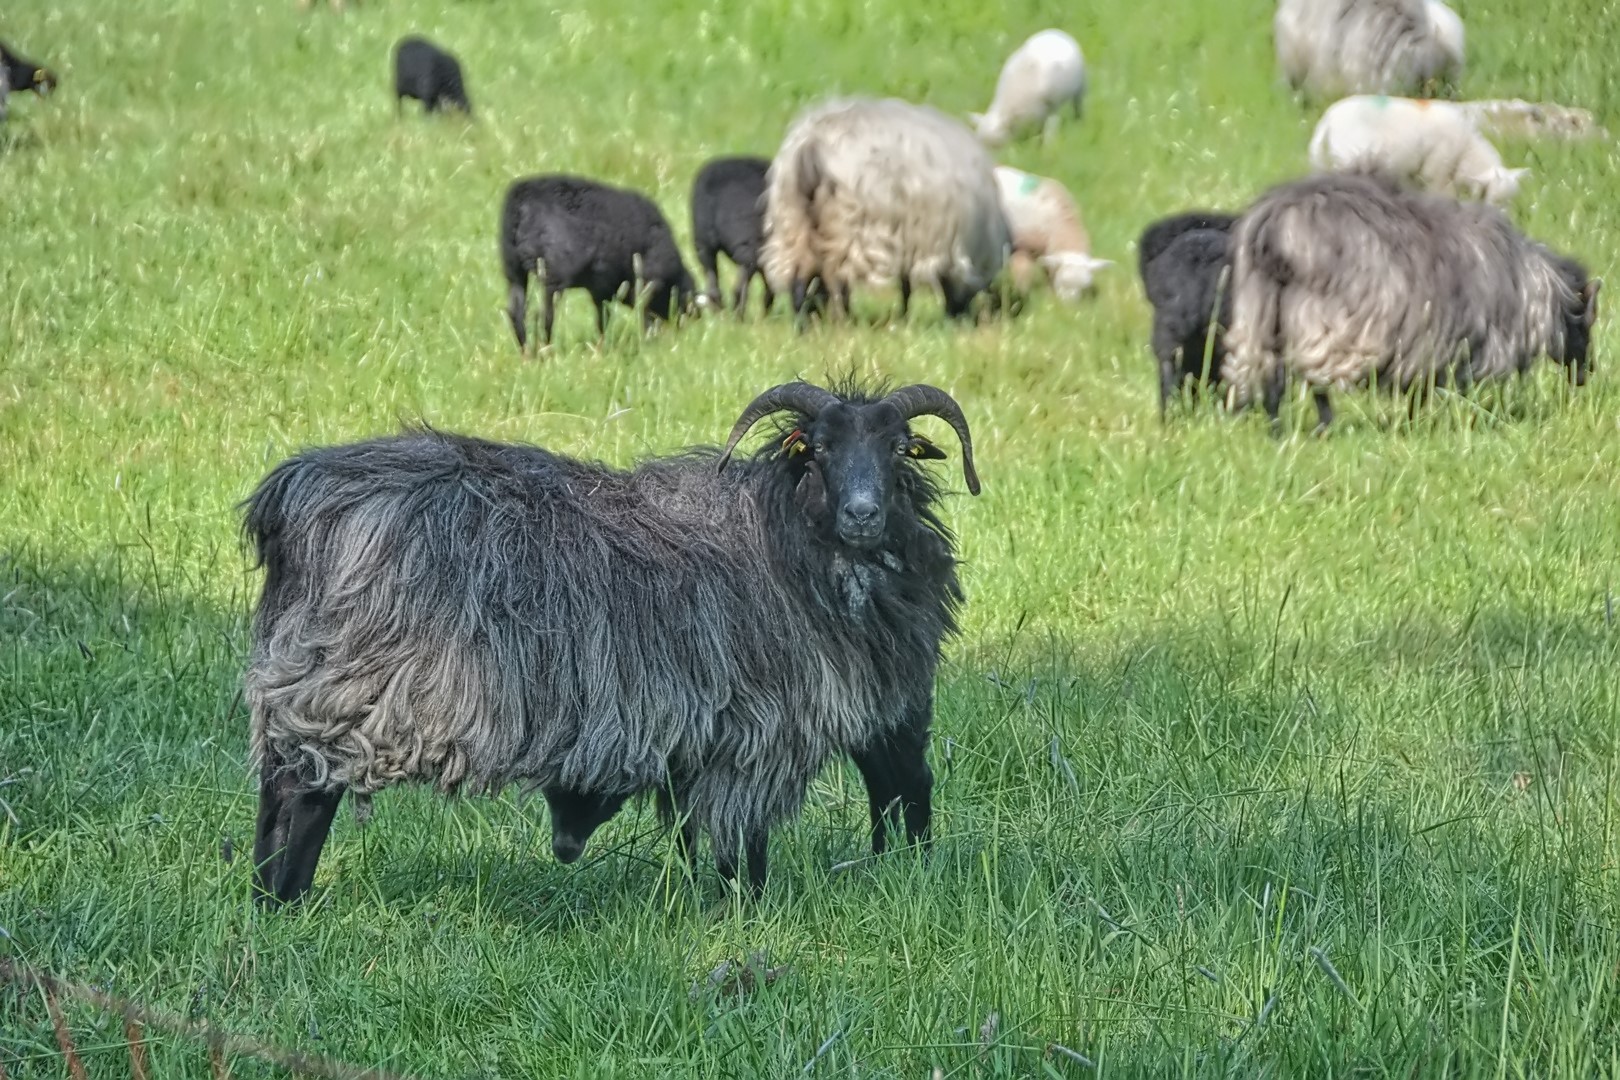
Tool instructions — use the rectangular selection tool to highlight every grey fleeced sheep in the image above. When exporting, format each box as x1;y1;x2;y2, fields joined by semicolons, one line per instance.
1224;173;1599;428
1137;211;1237;414
1275;0;1464;99
691;155;773;316
501;174;696;351
762;97;1011;320
244;381;981;904
393;36;471;116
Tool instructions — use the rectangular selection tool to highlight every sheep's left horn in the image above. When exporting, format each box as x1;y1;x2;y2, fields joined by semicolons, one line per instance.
717;382;841;472
881;385;981;495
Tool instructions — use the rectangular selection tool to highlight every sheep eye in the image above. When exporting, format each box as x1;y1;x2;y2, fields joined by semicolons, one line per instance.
893;440;909;456
812;442;828;456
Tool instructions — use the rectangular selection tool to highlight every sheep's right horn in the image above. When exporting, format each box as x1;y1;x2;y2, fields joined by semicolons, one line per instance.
881;385;981;495
717;382;841;472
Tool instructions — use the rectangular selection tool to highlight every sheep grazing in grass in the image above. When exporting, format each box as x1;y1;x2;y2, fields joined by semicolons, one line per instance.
691;155;773;316
243;380;981;904
993;167;1111;303
393;37;471;116
1224;173;1599;429
500;174;695;351
1460;99;1607;142
1310;95;1527;204
972;29;1086;146
1137;211;1237;415
763;97;1010;321
0;40;58;110
1275;0;1464;100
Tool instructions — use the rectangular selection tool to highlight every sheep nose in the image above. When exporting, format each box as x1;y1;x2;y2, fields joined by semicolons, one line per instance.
841;497;880;527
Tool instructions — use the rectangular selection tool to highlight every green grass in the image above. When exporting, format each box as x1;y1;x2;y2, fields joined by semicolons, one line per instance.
3;0;1620;1075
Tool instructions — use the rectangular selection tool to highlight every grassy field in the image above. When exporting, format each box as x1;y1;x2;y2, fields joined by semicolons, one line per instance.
4;0;1620;1074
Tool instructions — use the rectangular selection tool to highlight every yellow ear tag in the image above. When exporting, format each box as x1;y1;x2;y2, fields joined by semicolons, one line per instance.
782;429;807;455
908;443;926;457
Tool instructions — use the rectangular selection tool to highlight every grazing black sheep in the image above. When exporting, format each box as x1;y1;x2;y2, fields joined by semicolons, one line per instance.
243;381;980;903
392;36;470;116
1137;211;1236;415
0;40;58;121
691;156;774;316
500;174;696;351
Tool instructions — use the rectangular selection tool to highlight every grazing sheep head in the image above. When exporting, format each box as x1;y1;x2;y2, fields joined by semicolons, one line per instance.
1041;252;1114;301
1479;166;1529;205
543;786;634;864
1563;277;1601;386
717;382;980;549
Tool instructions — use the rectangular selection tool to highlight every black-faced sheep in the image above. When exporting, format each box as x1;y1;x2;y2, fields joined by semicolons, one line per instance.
1275;0;1463;100
500;174;696;351
392;36;471;116
1225;173;1599;428
762;97;1010;321
0;40;58;119
691;156;774;316
1137;211;1237;415
244;381;981;904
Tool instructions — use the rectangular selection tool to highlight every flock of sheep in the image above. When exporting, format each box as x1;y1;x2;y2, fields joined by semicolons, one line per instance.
4;0;1607;905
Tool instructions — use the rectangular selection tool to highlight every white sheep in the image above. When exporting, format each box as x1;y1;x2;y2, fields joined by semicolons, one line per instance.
1309;95;1528;205
971;30;1086;147
762;97;1010;320
1275;0;1464;99
992;167;1111;302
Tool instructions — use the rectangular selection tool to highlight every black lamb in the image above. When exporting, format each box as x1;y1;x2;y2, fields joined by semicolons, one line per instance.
501;174;696;351
1137;211;1237;415
392;36;470;116
691;155;774;316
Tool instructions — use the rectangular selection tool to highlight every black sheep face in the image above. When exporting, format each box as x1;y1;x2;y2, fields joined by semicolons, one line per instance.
782;402;947;550
543;786;633;863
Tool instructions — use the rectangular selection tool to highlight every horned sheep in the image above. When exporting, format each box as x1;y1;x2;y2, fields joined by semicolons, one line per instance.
1224;173;1598;429
993;167;1111;302
762;97;1011;321
243;381;981;904
500;174;695;351
1309;95;1527;205
971;29;1087;147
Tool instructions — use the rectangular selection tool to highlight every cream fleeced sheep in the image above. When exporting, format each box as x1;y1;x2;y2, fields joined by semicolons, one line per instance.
1309;95;1527;204
971;29;1086;146
992;166;1111;301
762;97;1010;319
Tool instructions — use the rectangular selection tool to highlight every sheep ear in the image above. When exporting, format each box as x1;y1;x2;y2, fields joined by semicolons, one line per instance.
907;435;948;461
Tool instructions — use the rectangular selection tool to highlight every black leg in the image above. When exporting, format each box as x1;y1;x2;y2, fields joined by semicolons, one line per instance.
732;261;752;316
942;279;976;320
898;275;912;320
714;830;768;898
1312;389;1334;432
852;720;934;855
506;280;528;353
760;274;775;315
596;298;610;341
699;249;722;311
1263;363;1287;431
1159;354;1178;420
540;286;558;348
743;832;768;898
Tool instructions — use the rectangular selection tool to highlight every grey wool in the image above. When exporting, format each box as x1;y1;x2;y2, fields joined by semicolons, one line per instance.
244;381;981;903
1224;172;1598;427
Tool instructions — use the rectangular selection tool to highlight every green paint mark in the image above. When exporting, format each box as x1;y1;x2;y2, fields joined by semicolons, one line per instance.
1018;172;1040;195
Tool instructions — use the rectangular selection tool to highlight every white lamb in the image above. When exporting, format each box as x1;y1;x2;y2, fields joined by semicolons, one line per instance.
971;29;1086;147
992;167;1112;302
1309;95;1527;205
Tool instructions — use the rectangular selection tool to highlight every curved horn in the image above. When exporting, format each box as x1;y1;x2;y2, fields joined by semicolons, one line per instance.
881;384;981;495
717;382;841;472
